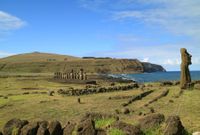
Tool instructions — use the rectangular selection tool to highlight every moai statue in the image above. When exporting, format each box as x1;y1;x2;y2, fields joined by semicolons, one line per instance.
83;72;87;80
76;73;79;80
64;73;67;80
58;72;61;79
180;48;192;89
54;72;57;79
70;70;74;79
79;69;84;80
74;72;76;79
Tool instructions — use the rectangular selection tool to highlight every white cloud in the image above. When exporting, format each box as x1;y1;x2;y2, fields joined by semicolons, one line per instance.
0;11;26;31
113;0;200;39
163;59;181;65
141;57;149;62
192;58;200;65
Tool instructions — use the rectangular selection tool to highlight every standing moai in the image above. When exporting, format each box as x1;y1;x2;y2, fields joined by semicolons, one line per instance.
70;69;74;79
180;48;192;89
83;72;87;80
54;72;57;79
76;73;79;80
79;69;84;80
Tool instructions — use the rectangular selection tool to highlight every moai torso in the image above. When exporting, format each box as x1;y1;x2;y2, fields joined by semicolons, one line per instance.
70;70;73;80
83;72;87;80
180;48;192;89
79;69;84;80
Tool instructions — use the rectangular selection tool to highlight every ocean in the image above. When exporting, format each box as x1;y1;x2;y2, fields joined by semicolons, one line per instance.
110;71;200;83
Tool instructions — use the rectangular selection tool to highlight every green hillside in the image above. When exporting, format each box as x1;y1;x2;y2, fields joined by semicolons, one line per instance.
0;52;80;63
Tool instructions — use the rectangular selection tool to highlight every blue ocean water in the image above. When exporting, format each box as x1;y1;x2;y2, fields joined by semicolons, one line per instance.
110;71;200;83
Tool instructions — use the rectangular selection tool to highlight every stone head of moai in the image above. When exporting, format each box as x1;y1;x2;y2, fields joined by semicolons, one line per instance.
180;48;192;89
181;48;192;66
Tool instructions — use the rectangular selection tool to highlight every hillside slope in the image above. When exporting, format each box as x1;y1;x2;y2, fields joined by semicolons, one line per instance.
0;52;80;63
0;53;166;73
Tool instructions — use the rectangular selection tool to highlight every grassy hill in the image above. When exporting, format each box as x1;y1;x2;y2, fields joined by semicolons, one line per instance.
0;52;165;73
0;52;80;63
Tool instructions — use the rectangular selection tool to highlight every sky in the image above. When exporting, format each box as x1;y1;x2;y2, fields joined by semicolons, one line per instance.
0;0;200;71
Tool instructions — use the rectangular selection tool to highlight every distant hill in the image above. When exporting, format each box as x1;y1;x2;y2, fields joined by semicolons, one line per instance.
0;52;166;73
0;52;80;63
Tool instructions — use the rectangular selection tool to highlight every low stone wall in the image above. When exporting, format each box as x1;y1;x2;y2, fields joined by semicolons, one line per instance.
121;90;154;107
57;83;139;96
144;89;169;107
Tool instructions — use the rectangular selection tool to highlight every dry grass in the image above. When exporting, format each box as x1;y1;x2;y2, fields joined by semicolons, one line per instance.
0;73;200;134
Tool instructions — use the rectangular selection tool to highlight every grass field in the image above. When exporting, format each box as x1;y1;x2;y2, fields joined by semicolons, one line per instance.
0;72;200;134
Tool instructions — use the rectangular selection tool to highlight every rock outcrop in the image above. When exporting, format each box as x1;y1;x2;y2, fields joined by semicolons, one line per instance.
20;122;39;135
48;121;62;135
77;119;96;135
142;62;166;73
111;121;142;135
139;113;165;130
164;116;185;135
3;118;28;135
2;114;187;135
62;122;75;135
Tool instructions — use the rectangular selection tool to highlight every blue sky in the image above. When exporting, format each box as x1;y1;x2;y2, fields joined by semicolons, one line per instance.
0;0;200;71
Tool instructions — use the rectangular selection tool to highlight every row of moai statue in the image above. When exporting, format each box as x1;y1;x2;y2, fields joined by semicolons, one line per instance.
54;69;87;80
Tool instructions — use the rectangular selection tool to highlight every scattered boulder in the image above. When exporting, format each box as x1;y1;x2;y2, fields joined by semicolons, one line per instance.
63;122;76;135
138;112;143;116
164;116;185;135
122;108;130;114
48;91;54;96
112;121;142;135
36;126;49;135
149;107;155;113
169;100;174;103
48;121;62;135
139;113;165;130
3;118;28;135
36;121;49;135
77;119;96;135
21;122;39;135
